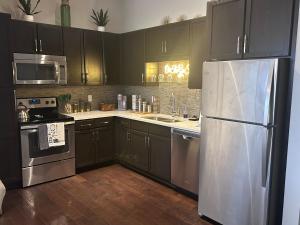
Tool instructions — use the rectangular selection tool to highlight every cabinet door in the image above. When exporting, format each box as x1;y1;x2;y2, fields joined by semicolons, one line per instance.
149;134;171;182
208;0;246;60
145;27;165;61
0;135;22;189
75;129;96;169
117;120;132;163
131;130;149;171
244;0;294;58
103;33;121;85
0;14;13;88
165;22;190;60
83;30;103;85
96;126;114;163
188;18;208;89
0;89;18;137
10;20;37;54
121;30;145;86
37;24;63;55
63;27;84;85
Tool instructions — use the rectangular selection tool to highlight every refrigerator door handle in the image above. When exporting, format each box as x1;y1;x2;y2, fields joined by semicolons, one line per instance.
263;65;275;127
262;128;273;187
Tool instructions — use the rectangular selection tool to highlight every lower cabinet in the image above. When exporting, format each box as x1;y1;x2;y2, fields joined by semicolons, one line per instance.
75;118;114;170
131;130;149;171
116;119;171;182
75;129;96;169
149;134;171;182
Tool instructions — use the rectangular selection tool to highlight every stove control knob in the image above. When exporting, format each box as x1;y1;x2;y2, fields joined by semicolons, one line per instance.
51;100;55;104
45;101;49;104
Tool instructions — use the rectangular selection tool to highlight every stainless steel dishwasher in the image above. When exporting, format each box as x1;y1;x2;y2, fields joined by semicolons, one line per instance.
171;128;200;195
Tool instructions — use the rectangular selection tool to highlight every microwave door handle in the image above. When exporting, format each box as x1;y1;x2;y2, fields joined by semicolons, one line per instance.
12;62;17;84
55;62;60;84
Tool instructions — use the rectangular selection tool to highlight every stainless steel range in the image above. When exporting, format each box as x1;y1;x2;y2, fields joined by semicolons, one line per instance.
17;97;75;187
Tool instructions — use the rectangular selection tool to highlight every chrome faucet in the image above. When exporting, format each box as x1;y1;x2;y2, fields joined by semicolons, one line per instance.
170;93;177;116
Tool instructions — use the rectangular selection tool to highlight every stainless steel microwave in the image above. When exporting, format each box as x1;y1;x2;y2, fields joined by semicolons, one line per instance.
13;53;67;85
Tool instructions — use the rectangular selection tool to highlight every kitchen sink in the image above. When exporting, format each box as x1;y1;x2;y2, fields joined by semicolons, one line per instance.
142;116;183;123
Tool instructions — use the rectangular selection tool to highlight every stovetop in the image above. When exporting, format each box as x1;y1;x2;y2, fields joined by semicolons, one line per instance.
19;112;74;126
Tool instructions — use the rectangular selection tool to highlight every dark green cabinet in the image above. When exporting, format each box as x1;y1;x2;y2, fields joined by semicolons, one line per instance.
103;32;121;85
75;129;96;169
244;0;294;58
75;118;114;170
83;30;103;85
149;134;171;182
10;20;63;55
95;126;114;163
116;119;171;181
121;30;145;86
207;0;295;60
145;22;189;61
63;28;103;85
63;27;84;85
208;0;245;60
188;17;208;89
0;13;21;189
131;130;149;171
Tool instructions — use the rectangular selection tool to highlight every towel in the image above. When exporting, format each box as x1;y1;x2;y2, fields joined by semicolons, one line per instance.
39;123;65;150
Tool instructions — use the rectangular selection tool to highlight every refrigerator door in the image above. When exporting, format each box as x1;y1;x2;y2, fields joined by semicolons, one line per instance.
202;59;277;125
198;117;272;225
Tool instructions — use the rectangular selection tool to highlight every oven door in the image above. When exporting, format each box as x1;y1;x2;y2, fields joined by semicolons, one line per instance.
20;122;75;168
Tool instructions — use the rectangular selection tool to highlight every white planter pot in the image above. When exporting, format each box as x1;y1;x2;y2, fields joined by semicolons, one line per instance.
97;26;105;32
24;15;34;22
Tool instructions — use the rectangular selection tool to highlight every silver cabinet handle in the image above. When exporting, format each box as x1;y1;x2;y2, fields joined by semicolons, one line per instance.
39;40;43;52
236;36;241;55
164;41;167;53
161;41;164;53
34;39;38;52
142;73;144;84
12;62;16;84
13;90;17;110
243;34;248;54
148;136;150;148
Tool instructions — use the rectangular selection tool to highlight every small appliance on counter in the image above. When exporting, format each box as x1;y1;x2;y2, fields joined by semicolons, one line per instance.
117;94;127;111
17;97;75;187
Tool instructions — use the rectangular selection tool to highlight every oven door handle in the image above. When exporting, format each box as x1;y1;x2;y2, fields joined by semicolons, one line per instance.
22;129;38;134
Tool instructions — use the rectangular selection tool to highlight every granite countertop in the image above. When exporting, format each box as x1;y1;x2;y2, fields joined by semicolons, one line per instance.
66;111;201;134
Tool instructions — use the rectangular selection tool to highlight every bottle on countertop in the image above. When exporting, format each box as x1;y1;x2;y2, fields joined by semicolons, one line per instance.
183;105;189;118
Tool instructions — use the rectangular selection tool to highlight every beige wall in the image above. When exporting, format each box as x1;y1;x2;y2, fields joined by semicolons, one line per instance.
122;0;208;32
0;0;124;32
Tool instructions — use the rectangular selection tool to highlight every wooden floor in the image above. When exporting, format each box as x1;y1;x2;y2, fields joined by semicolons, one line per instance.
0;165;211;225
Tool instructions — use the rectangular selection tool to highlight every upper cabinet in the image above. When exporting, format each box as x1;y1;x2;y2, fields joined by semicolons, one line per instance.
83;30;103;85
243;0;294;58
208;0;246;60
121;30;145;86
188;18;208;89
207;0;295;60
145;22;190;61
63;27;103;86
10;20;63;56
103;32;121;85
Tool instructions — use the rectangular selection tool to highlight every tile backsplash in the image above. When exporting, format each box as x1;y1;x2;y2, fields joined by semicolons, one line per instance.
122;83;201;117
16;86;122;110
16;83;201;117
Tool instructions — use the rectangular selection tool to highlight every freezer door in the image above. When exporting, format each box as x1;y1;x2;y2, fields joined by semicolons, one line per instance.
202;59;277;125
198;118;272;225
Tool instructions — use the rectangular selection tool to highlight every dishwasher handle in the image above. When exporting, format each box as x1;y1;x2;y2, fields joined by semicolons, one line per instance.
172;128;200;139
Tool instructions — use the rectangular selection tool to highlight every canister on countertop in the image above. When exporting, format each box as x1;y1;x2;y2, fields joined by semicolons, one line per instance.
142;101;147;113
122;96;127;110
138;96;142;112
132;95;137;111
147;105;152;113
117;94;123;110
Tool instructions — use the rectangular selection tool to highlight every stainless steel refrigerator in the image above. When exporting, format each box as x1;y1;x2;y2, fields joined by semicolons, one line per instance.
198;59;290;225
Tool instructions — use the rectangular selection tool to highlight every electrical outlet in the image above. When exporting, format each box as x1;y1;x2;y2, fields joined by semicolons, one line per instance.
88;95;92;102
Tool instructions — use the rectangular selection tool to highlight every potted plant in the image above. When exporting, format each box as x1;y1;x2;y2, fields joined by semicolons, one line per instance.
18;0;41;22
90;9;109;32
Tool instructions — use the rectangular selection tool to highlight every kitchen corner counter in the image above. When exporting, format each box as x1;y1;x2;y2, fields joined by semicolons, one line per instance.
66;111;201;134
